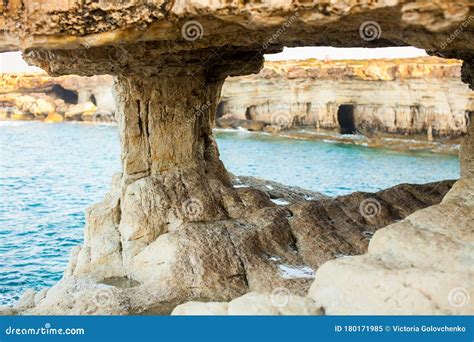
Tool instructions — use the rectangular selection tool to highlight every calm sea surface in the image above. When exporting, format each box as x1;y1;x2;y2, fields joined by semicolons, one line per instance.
0;121;460;305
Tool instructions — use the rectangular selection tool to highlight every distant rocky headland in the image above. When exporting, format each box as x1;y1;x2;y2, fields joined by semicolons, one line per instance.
1;57;472;144
219;57;473;139
0;73;114;123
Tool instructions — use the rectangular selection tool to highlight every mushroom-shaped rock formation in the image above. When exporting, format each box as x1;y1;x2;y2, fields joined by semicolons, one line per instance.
1;1;473;314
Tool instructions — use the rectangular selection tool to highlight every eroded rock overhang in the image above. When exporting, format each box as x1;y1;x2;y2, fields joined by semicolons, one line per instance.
0;1;473;78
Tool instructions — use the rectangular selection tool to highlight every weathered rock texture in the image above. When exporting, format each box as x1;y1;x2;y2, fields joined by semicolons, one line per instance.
221;57;474;137
172;177;474;315
461;111;474;177
1;0;473;315
2;56;473;142
308;177;474;315
22;180;453;314
0;72;114;121
172;292;323;315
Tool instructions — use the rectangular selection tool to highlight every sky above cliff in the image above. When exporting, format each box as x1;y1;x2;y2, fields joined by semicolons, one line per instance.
0;47;427;73
265;46;427;61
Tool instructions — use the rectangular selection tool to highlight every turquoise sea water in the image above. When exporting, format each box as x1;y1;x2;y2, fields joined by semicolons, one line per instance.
0;121;460;305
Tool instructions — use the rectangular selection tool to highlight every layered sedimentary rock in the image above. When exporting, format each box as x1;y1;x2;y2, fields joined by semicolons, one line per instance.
1;0;473;315
2;57;473;141
0;72;114;121
220;57;474;137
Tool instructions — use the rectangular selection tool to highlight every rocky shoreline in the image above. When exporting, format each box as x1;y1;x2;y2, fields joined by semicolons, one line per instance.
216;127;461;155
1;57;472;139
1;57;471;155
0;73;114;123
220;57;473;140
1;177;457;315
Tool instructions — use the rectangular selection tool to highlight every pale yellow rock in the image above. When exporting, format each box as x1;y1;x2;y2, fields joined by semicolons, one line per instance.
15;289;36;310
14;95;36;112
172;302;229;316
10;111;33;120
228;292;322;316
308;178;474;315
34;288;49;306
309;255;473;315
29;98;55;116
1;0;473;317
222;58;473;136
72;174;126;279
0;307;19;316
64;102;96;120
44;112;64;123
172;292;322;316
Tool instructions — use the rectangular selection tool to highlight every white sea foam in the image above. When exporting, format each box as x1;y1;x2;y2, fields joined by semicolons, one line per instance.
270;198;290;205
278;264;315;279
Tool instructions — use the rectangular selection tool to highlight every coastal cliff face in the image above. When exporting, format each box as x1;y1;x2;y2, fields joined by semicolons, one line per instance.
221;57;473;137
2;57;473;140
0;73;114;122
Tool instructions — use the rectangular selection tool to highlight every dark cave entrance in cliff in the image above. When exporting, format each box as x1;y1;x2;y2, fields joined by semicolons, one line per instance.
245;105;257;120
50;84;78;104
216;101;226;119
337;104;357;134
51;84;78;104
90;94;97;106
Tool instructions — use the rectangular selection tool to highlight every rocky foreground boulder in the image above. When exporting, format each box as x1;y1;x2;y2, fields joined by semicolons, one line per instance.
1;179;454;315
173;177;473;315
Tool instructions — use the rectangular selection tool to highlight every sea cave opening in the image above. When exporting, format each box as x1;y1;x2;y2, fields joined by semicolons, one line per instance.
216;101;226;119
337;104;357;134
50;84;78;104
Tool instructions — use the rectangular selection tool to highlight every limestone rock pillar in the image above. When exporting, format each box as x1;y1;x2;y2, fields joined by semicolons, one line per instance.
115;72;245;233
92;86;115;116
27;46;269;281
461;112;473;178
461;59;474;179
